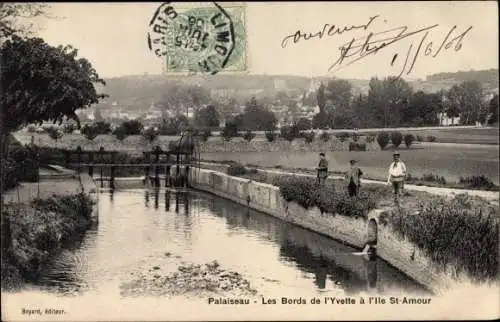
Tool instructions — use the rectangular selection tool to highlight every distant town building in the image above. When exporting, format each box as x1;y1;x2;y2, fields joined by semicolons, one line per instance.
437;113;460;126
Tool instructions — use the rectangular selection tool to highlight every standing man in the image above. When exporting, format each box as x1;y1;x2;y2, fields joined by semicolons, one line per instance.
387;152;407;202
317;152;328;186
346;159;363;197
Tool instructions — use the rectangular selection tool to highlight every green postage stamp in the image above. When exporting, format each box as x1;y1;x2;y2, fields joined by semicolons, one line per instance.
147;2;246;75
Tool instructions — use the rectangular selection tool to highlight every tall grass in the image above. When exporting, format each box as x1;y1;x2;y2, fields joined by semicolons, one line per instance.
272;176;384;219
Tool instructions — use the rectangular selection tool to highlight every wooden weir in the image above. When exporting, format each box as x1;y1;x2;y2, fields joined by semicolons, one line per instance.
64;145;195;189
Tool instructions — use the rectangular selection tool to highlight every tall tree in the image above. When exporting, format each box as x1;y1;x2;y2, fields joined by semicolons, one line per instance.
194;105;220;128
241;97;277;131
367;77;386;127
1;36;106;137
383;77;413;127
403;91;441;126
488;94;498;125
316;83;326;114
324;79;353;113
447;81;484;125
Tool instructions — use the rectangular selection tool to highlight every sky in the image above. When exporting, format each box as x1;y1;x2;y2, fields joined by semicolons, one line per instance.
32;1;498;79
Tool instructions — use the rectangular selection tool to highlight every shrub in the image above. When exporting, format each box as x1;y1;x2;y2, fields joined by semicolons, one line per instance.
426;135;437;142
93;121;112;135
121;119;144;135
404;134;415;148
386;195;499;281
421;173;446;184
227;163;247;176
390;131;403;148
302;131;315;143
336;132;349;142
221;121;239;141
63;124;75;134
1;145;40;192
1;157;19;192
348;142;366;151
242;130;256;142
280;125;300;142
80;124;97;140
376;131;390;149
46;127;63;142
142;127;159;142
113;125;127;141
459;175;497;190
273;176;380;218
265;131;277;142
199;129;212;142
365;134;375;143
319;131;331;142
416;135;424;142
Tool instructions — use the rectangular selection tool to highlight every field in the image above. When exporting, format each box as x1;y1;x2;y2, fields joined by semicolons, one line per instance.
14;127;499;185
202;144;499;185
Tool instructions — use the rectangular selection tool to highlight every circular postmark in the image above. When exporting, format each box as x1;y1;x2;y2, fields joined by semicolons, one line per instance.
147;2;236;75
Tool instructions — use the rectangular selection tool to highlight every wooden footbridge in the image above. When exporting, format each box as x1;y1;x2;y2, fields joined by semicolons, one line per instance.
62;133;199;190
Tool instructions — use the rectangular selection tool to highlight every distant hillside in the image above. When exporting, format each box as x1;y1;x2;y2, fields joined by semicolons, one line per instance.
91;70;498;115
426;69;498;86
93;74;331;112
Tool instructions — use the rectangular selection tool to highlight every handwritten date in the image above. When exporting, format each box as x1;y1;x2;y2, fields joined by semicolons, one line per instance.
328;23;473;78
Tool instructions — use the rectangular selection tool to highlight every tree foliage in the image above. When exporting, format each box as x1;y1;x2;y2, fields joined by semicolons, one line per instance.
194;105;220;128
120;119;144;135
446;81;484;125
488;94;498;125
239;97;277;131
295;117;312;131
0;3;51;41
1;36;106;134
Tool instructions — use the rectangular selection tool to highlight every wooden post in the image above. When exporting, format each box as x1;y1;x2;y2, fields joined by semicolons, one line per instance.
88;152;94;177
154;148;160;188
110;152;116;190
143;152;150;186
64;150;70;167
175;153;180;187
154;189;159;209
76;146;82;174
99;147;104;188
185;165;190;188
165;190;170;211
165;153;171;187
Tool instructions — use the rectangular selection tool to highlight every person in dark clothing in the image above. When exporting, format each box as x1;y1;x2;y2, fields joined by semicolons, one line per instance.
345;159;363;197
316;152;328;186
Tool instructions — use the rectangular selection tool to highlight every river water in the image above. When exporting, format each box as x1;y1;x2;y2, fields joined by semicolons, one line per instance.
33;188;428;298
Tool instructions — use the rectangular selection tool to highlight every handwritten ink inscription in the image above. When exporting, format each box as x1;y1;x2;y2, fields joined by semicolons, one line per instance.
281;17;473;79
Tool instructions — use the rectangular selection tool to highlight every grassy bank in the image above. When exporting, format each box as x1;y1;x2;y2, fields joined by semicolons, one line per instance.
1;192;95;291
226;163;499;282
227;163;429;217
380;194;499;282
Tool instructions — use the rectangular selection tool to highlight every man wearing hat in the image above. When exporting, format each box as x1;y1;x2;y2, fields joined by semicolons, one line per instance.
316;152;328;186
387;152;407;201
345;159;363;197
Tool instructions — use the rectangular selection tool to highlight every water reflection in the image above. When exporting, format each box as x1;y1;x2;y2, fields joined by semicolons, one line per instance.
205;194;428;295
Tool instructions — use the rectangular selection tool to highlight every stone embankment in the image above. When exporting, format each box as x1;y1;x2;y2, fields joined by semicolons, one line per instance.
189;168;490;294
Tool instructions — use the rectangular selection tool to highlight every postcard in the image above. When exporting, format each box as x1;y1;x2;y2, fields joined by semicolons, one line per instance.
1;1;498;321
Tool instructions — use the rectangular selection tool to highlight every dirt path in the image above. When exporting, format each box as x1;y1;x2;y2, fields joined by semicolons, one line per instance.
199;162;499;202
